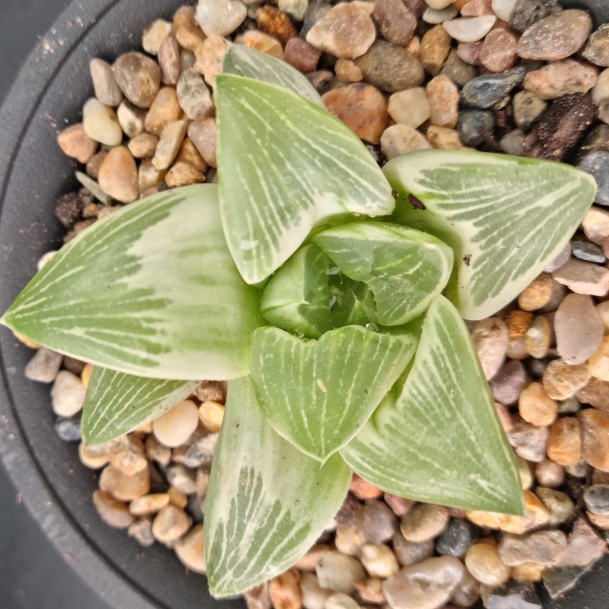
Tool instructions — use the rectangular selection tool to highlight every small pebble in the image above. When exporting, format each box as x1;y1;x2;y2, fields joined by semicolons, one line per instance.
325;593;358;609
188;118;217;168
112;52;161;108
55;417;82;443
510;0;553;33
316;550;366;594
583;206;609;245
145;87;183;136
98;146;139;203
285;38;322;73
594;68;609;105
300;573;331;609
571;240;606;264
555;294;603;365
152;505;192;545
443;15;497;42
492;0;518;21
183;433;218;468
465;544;512;585
57;123;98;164
196;0;247;37
93;490;134;529
552;258;609;297
471;317;508;380
373;0;417;47
388;88;430;129
577;377;609;413
166;463;197;495
519;272;566;313
129;493;170;517
86;151;107;180
517;10;593;61
381;125;431;159
500;129;525;156
152;120;189;171
508;420;549;462
524;316;551;359
545;242;572;273
142;19;172;55
490;360;529;406
90;58;123;107
583;484;609;515
158;37;181;86
480;28;518;72
461;67;526;109
485;581;542;608
128;517;155;547
589;335;609;381
296;546;331;572
363;499;397;544
361;544;399;578
400;504;449;542
117;100;146;139
278;0;309;21
448;569;481;607
435;518;478;558
129;133;159;159
420;24;452;76
25;348;63;383
458;109;494;147
382;556;464;609
255;5;299;45
513;90;547;130
535;487;575;526
79;442;112;469
423;6;458;23
556;516;607;567
427;125;463;149
441;49;476;86
544;359;591;401
579;151;609;206
52;370;87;417
243;30;285;59
519;382;558;427
427;75;459;128
354;578;385;605
547;417;582;467
99;463;150;502
535;459;565;488
579;408;609;471
139;161;166;192
349;474;383;500
83;98;123;146
198;401;225;433
173;6;207;51
583;23;609;67
524;59;599;100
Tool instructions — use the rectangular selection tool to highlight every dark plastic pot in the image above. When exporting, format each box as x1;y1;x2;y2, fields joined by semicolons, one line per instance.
0;1;608;608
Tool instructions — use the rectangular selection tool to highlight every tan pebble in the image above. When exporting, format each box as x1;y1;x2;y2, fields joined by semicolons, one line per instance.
427;75;459;128
535;459;565;488
495;401;515;434
81;363;93;388
589;335;609;381
83;98;123;146
582;206;609;245
471;317;508;380
130;493;170;516
543;359;591;401
98;146;139;204
175;138;207;172
587;510;609;530
128;517;155;547
139;161;166;192
335;59;364;83
354;578;385;605
294;545;331;571
99;463;150;502
158;37;181;86
166;162;206;188
388;88;430;129
168;486;189;509
322;83;388;145
361;543;399;578
188;117;217;168
349;473;383;500
518;273;566;313
145;433;172;466
152;399;199;447
243;30;284;60
335;524;367;558
152;120;189;171
400;504;449;542
175;523;206;574
110;439;148;476
152;505;192;545
465;544;510;587
519;382;558;427
52;370;86;417
426;126;463;149
577;377;609;414
256;5;299;45
524;316;552;359
173;6;207;51
112;52;161;109
548;417;582;466
90;58;123;107
199;401;225;433
420;24;452;76
145;87;183;136
596;301;609;333
129;133;159;159
579;408;609;471
171;445;189;464
142;19;172;55
117;100;146;139
269;569;302;609
93;490;134;529
407;35;421;56
194;35;228;86
511;561;545;582
507;310;533;360
381;124;431;159
79;442;111;469
516;455;533;490
57;123;98;164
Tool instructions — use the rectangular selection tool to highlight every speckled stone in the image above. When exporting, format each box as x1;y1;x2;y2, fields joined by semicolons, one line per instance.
461;67;526;109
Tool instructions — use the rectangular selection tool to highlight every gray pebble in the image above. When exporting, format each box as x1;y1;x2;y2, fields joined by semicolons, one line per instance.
500;129;526;156
542;563;592;600
440;50;476;88
583;484;609;515
55;417;82;443
128;517;155;547
184;433;218;468
571;240;606;264
435;518;478;558
507;420;549;462
460;68;526;110
558;396;581;414
176;69;214;120
510;0;558;33
578;151;609;206
490;360;530;406
363;499;397;544
535;487;575;526
300;0;331;39
458;110;494;147
90;58;123;107
393;530;435;566
25;348;63;383
188;493;205;523
166;463;197;494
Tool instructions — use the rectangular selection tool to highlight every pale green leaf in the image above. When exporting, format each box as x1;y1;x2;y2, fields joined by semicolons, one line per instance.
216;74;395;285
329;274;379;328
250;326;418;461
205;376;351;597
1;185;262;380
222;44;324;107
314;222;454;326
383;150;596;320
260;244;332;339
82;367;198;445
341;295;524;515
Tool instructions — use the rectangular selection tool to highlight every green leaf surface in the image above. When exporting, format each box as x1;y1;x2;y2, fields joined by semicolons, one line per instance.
383;150;596;320
314;222;454;326
329;274;379;328
340;296;524;515
216;74;395;285
250;326;418;461
222;44;324;107
1;185;262;380
260;244;332;339
205;376;351;597
82;367;198;445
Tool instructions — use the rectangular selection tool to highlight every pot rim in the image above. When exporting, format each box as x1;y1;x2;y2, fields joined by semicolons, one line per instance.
0;1;161;607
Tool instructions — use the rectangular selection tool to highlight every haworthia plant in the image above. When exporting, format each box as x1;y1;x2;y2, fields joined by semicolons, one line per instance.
329;274;379;328
1;185;262;379
341;296;524;514
384;150;597;320
260;244;332;339
313;222;454;326
222;44;324;107
250;326;418;461
215;74;395;285
205;376;351;597
82;367;198;445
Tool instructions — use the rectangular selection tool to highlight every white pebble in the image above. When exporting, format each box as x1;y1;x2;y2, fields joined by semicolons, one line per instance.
325;594;360;609
52;370;87;417
443;15;497;43
82;98;123;146
361;544;400;578
301;573;333;609
152;400;199;447
316;550;366;594
492;0;517;21
380;125;431;161
142;19;173;55
388;88;431;129
423;6;458;24
196;0;247;37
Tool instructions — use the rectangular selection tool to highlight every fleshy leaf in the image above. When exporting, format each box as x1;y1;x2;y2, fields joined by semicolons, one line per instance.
383;150;596;320
222;44;324;107
216;74;395;285
341;295;525;515
205;376;351;597
314;222;454;326
330;274;379;328
260;244;332;339
82;367;198;445
250;326;418;461
1;185;262;380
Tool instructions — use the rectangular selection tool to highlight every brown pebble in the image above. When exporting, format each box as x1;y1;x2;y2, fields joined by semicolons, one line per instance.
519;382;558;427
524;93;597;161
384;494;415;517
284;38;321;73
373;0;417;47
480;28;518;73
427;75;459;128
269;570;302;609
129;493;170;517
152;120;189;171
158;37;181;85
350;473;383;500
173;5;207;51
175;137;207;173
244;583;272;609
128;133;159;159
577;377;609;414
98;146;139;204
152;505;192;545
518;273;566;313
93;490;134;529
420;25;452;76
99;463;150;502
57;123;98;164
544;359;591;401
145;87;183;136
524;316;552;359
256;6;299;46
547;417;582;466
86;150;107;180
579;408;609;471
535;459;565;488
400;504;449;542
188;118;217;168
112;52;162;109
322;83;388;145
426;126;462;149
335;59;364;83
166;162;206;188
